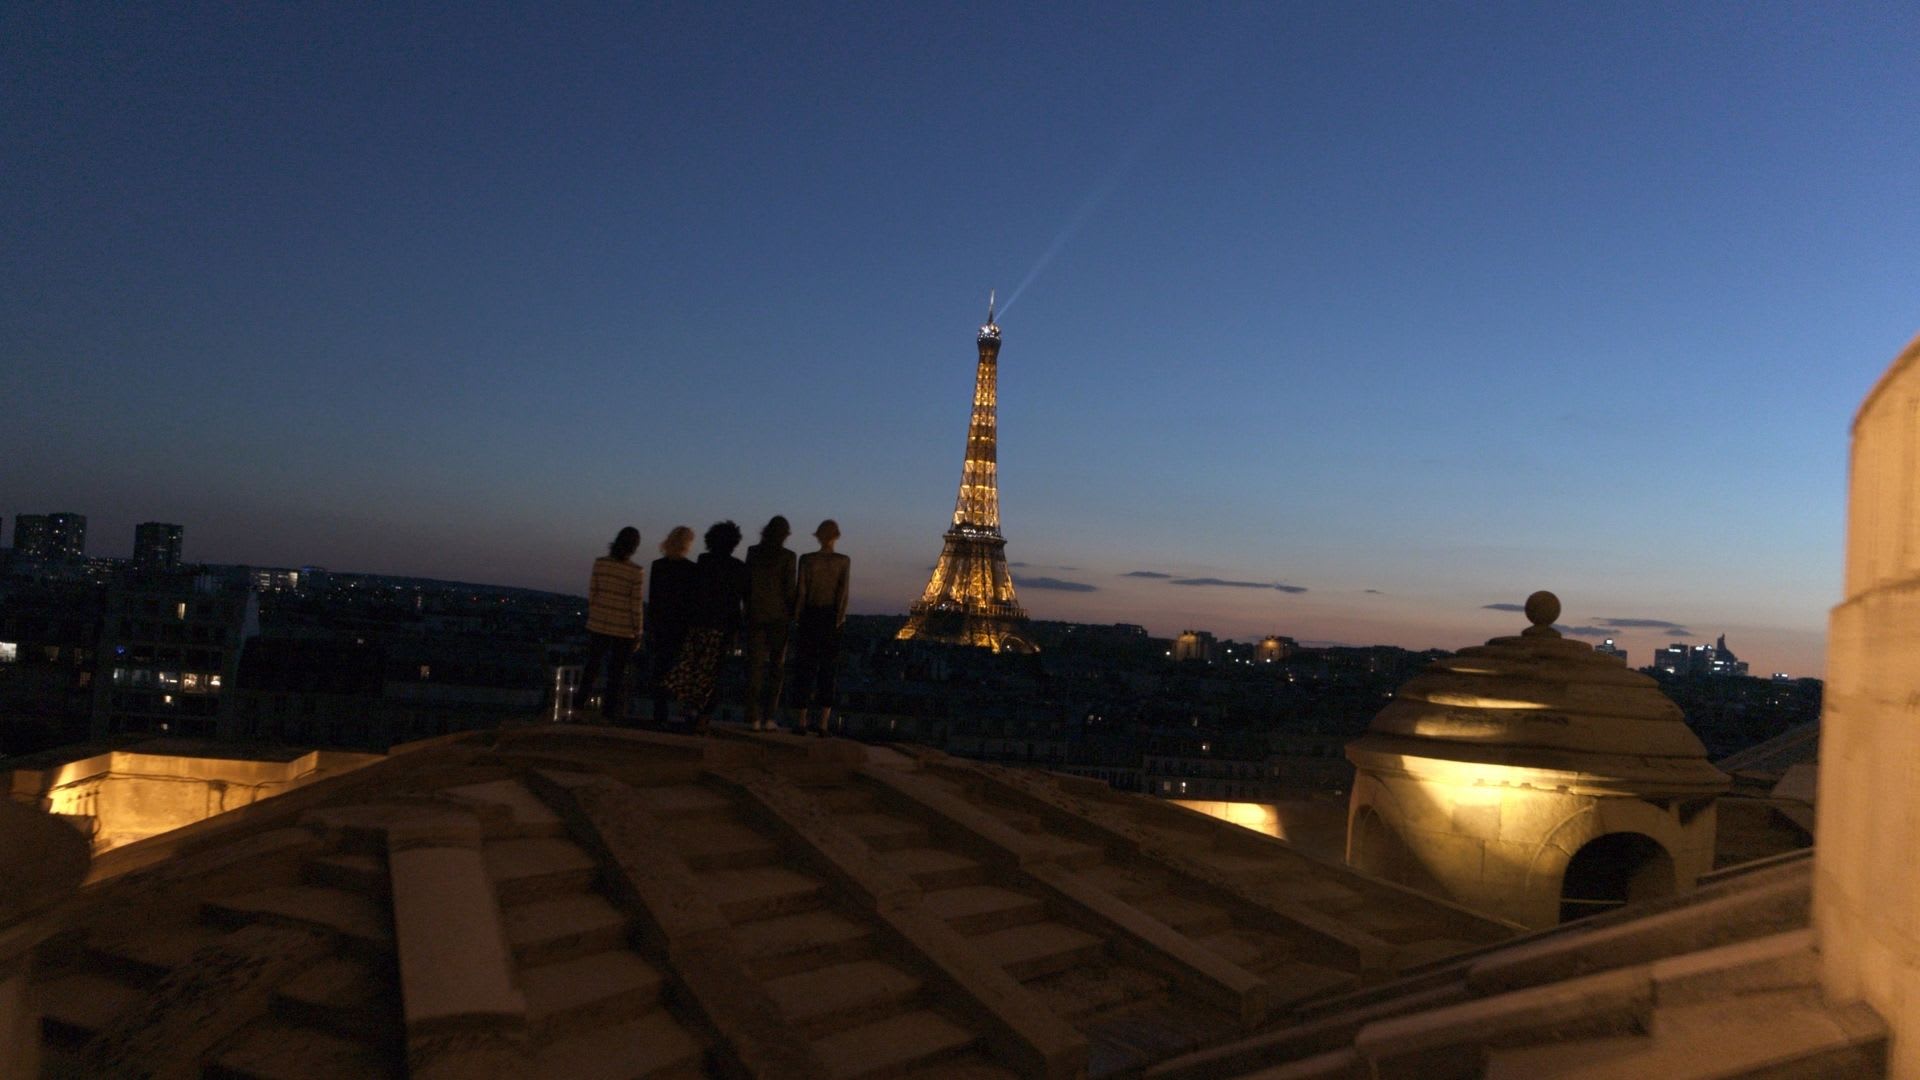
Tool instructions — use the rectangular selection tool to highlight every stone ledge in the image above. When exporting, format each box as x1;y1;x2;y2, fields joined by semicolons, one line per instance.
925;758;1402;973
864;760;1270;1027
713;764;1086;1077
525;768;823;1079
1143;983;1473;1080
1467;870;1810;995
1648;928;1817;1007
1031;861;1272;1027
859;762;1056;868
527;769;733;953
73;922;335;1075
710;768;921;912
877;905;1090;1079
387;833;527;1062
1355;966;1652;1077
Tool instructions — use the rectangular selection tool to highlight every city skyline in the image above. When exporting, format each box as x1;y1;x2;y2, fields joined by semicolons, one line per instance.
8;6;1918;677
2;504;1807;680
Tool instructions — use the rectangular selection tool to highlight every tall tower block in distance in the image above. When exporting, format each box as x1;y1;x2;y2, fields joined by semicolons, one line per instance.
897;296;1037;654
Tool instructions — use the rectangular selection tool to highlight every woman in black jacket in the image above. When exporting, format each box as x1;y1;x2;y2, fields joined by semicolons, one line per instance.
662;520;747;732
646;525;698;728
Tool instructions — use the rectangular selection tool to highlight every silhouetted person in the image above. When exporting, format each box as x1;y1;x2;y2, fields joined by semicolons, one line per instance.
575;526;644;723
663;520;747;732
791;520;850;736
743;515;798;731
646;525;698;728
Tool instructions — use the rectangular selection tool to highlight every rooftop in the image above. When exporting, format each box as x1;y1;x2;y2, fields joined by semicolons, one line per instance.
26;724;1513;1078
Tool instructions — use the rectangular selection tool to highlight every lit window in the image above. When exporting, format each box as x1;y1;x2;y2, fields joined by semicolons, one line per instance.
0;642;15;663
163;694;174;705
209;674;221;689
419;665;431;679
176;602;187;620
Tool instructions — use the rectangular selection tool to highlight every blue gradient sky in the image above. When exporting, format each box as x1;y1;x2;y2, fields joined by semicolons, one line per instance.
6;4;1917;675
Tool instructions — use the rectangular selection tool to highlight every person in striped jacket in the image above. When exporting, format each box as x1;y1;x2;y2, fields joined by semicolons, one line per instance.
574;526;645;722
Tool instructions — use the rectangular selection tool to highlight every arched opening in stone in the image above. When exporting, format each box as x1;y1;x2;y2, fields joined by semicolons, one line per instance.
1350;805;1396;873
1559;832;1675;923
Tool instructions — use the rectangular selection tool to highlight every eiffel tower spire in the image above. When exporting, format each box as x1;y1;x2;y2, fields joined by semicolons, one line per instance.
897;301;1036;653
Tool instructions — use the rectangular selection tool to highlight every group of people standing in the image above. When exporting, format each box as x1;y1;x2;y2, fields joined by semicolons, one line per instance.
573;516;850;735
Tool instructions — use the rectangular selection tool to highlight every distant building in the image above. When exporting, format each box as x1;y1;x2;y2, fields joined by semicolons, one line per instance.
132;522;184;570
1172;629;1216;663
95;573;258;739
1595;637;1628;665
229;636;553;748
1708;634;1750;677
251;567;301;593
1145;731;1350;802
1653;635;1748;676
0;578;105;753
1256;635;1295;663
14;512;86;561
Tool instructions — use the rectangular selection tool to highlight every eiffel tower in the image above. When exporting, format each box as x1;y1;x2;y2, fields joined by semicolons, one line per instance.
896;295;1037;654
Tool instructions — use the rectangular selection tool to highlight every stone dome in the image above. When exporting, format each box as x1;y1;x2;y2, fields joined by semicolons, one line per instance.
1357;592;1726;794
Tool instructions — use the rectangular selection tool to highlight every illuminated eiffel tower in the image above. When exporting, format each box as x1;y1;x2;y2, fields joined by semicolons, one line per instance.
896;295;1037;654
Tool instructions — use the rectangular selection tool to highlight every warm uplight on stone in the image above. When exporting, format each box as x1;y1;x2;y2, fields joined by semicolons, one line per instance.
1815;330;1920;1080
6;742;379;854
1346;593;1728;929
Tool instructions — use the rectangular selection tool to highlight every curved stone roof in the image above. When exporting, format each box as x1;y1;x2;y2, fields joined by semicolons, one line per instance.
25;724;1513;1079
1353;593;1727;793
1148;852;1888;1079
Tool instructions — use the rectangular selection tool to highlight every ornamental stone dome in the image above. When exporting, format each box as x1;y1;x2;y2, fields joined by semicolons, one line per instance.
1357;591;1725;794
1346;591;1730;929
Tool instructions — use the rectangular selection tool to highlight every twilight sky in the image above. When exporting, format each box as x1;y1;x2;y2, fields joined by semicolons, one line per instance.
5;4;1918;676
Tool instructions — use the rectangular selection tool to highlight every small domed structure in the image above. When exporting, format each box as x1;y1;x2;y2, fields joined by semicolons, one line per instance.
1345;592;1728;928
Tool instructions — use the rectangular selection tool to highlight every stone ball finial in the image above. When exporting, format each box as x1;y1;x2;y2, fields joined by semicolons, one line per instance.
1523;590;1561;635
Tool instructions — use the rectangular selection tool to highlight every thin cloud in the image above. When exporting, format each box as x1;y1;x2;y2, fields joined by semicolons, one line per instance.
1008;561;1029;568
1364;589;1384;595
1483;603;1526;612
1014;575;1098;593
1600;618;1688;629
1170;577;1307;594
1559;625;1612;637
1123;570;1172;579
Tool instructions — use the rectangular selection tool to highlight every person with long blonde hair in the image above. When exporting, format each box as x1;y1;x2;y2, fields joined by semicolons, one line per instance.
646;525;697;728
662;521;748;732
